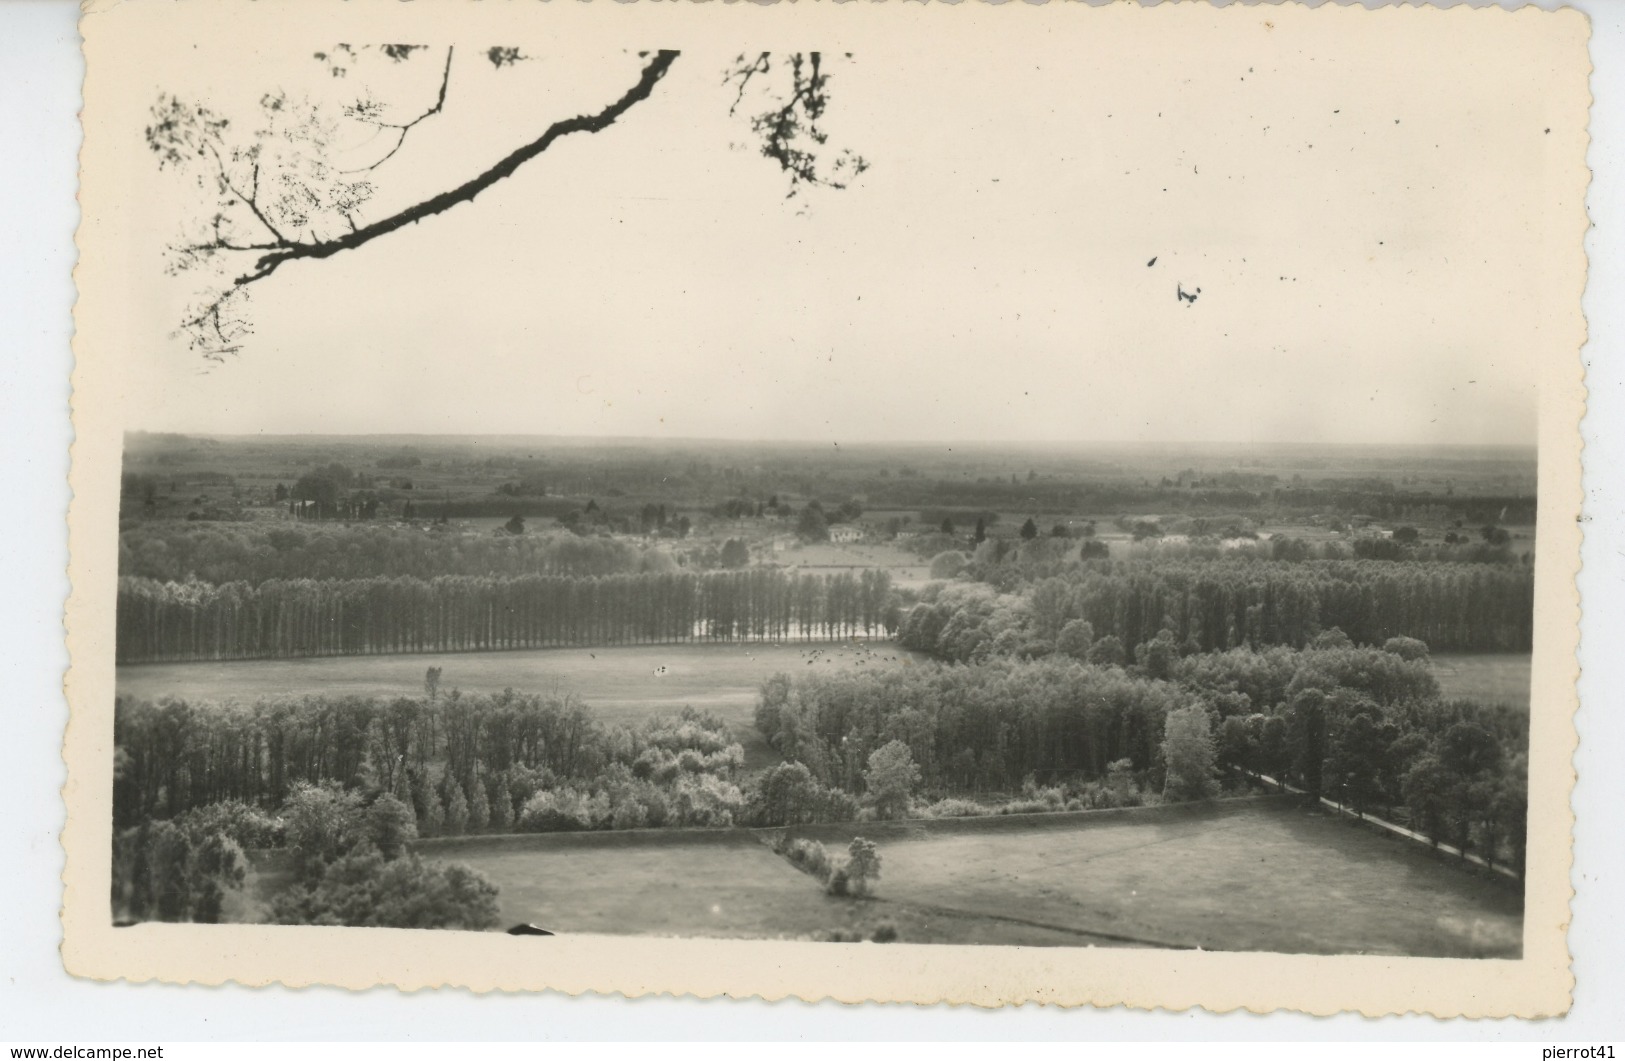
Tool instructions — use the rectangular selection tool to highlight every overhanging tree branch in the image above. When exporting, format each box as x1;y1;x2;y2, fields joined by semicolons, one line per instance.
232;48;680;288
157;46;866;360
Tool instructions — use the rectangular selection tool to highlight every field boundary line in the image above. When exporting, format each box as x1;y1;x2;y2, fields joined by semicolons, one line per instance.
1253;772;1521;882
1040;817;1256;869
412;795;1300;857
869;895;1194;951
764;793;1296;844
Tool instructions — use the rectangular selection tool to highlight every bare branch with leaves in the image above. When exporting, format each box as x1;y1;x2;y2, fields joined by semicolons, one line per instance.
151;47;868;361
341;47;455;173
724;51;870;198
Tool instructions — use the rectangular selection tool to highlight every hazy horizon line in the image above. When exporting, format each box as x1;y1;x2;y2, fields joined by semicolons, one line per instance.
125;429;1539;453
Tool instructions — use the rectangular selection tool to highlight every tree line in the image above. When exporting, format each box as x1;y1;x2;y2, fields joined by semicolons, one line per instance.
900;559;1532;660
114;687;928;866
755;657;1183;795
114;689;743;832
118;521;670;584
111;690;752;926
865;478;1534;527
116;568;897;663
754;641;1528;873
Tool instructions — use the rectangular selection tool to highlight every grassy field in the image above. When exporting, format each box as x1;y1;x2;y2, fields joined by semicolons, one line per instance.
782;540;932;587
116;642;926;770
1431;653;1531;710
419;832;904;942
115;645;1532;768
419;799;1521;956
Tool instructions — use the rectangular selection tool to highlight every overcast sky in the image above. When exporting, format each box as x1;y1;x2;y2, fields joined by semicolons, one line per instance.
104;6;1577;446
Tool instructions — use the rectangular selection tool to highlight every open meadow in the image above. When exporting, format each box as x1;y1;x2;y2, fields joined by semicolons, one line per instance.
779;540;932;588
1431;653;1532;710
415;798;1522;956
117;641;927;770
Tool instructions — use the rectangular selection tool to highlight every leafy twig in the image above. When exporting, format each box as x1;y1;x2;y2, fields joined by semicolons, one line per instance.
342;47;455;174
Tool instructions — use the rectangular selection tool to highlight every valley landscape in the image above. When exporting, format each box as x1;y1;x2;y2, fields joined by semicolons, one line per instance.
112;433;1533;956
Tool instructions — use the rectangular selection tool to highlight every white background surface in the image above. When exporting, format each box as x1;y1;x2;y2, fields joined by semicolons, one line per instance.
2;0;1620;1040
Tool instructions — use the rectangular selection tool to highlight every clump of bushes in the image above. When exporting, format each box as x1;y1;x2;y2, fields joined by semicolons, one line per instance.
928;551;967;580
630;743;744;784
827;837;881;898
518;787;612;833
1068;759;1152;810
814;928;867;943
996;799;1054;815
902;766;1167;820
926;766;1154;819
611;801;648;830
809;921;901;944
515;772;746;832
779;837;834;882
997;780;1068;816
826;864;853;896
776;836;883;899
921;797;989;818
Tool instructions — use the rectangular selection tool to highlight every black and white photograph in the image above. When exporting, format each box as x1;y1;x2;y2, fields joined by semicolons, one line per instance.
62;0;1588;1014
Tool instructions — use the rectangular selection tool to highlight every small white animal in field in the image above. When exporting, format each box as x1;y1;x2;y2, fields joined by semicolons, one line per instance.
653;664;669;677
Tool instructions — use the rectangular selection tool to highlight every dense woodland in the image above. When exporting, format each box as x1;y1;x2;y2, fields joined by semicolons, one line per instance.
111;694;761;924
755;643;1527;871
114;694;755;836
900;558;1533;658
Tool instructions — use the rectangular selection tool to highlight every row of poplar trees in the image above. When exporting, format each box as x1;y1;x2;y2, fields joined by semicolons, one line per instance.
116;569;897;663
